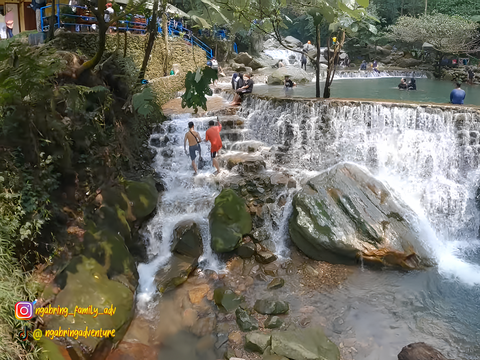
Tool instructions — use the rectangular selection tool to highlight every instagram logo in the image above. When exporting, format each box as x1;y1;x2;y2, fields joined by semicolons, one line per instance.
15;302;33;320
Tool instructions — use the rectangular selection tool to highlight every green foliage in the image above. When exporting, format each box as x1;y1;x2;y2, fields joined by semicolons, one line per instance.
0;176;40;360
389;13;480;55
181;67;217;113
133;86;158;117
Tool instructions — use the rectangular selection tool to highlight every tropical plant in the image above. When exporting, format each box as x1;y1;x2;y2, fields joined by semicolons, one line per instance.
215;0;376;98
181;66;217;113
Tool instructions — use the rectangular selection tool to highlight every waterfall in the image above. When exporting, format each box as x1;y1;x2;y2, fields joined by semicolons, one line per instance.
333;70;429;79
238;96;480;285
264;49;302;65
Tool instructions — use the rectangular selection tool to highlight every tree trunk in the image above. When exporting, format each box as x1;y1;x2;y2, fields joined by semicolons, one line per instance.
124;31;128;57
323;36;331;99
47;0;56;41
401;0;405;16
139;0;159;81
315;23;321;98
162;0;169;77
425;0;428;15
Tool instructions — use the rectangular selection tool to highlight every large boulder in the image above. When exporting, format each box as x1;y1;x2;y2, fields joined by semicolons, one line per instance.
231;62;247;72
398;343;449;360
171;220;203;258
395;57;423;68
209;189;252;253
289;163;434;269
45;256;136;358
267;67;312;85
248;59;265;70
234;52;254;66
284;36;303;48
271;328;340;360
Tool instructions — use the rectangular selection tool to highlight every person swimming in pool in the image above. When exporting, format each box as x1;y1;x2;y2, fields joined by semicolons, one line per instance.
408;77;416;90
398;78;407;90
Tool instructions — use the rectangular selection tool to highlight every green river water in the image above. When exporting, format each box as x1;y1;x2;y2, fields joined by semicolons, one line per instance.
252;78;480;106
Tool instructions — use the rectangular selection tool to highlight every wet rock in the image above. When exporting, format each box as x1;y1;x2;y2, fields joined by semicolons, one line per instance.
189;284;210;304
267;67;312;85
237;242;256;259
214;287;243;312
216;334;229;349
225;155;267;173
263;263;278;277
398;342;449;360
254;299;289;315
191;314;217;337
256;249;278;264
284;36;303;47
210;189;252;253
229;331;243;345
235;308;259;332
267;278;285;290
287;179;297;188
245;332;272;354
264;316;283;329
155;253;198;293
234;52;254;66
150;136;161;147
248;59;264;70
172;220;203;258
289;163;434;269
46;256;135;358
271;327;340;360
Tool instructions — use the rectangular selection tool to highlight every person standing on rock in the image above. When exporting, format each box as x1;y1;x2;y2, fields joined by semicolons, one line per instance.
205;118;223;175
184;121;203;176
301;51;307;71
450;82;466;105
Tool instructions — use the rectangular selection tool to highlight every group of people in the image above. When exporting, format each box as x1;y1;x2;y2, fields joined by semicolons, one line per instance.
360;60;380;73
398;77;416;90
230;72;254;106
184;119;223;176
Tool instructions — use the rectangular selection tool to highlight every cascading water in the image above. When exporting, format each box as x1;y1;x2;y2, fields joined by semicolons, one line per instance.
332;70;428;79
136;114;224;311
239;96;480;285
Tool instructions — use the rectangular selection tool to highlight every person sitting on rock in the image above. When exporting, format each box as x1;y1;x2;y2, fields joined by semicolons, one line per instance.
360;60;367;71
398;78;407;90
277;59;285;68
230;74;253;106
284;76;296;89
184;121;202;176
408;78;416;90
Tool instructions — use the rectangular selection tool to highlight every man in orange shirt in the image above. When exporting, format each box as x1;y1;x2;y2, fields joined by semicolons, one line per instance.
205;118;222;175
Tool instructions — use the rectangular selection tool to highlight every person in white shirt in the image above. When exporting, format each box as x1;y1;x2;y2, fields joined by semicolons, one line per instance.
104;3;114;32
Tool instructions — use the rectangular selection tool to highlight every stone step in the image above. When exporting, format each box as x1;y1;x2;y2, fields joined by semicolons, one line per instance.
220;129;251;142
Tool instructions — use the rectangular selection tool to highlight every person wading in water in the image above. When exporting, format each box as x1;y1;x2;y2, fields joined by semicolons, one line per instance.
184;121;203;175
205;118;223;175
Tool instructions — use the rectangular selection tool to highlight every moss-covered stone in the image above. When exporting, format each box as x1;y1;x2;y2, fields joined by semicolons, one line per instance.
214;287;243;312
254;299;289;315
124;180;158;220
235;308;259;332
47;256;135;356
270;328;340;360
171;220;203;258
209;189;252;253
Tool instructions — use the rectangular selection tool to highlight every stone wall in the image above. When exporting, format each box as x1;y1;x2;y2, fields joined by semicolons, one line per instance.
53;32;206;105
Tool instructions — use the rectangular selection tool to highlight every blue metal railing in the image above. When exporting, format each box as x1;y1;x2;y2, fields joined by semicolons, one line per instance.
233;42;238;54
40;5;213;58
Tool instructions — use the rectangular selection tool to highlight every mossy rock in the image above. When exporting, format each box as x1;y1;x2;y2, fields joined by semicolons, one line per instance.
82;227;138;288
124;180;158;220
209;189;252;253
47;256;135;357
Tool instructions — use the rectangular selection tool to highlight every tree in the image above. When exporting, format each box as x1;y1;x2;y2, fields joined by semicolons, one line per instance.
76;0;148;77
215;0;375;98
139;0;160;81
389;13;480;76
